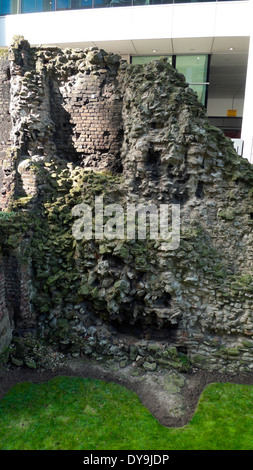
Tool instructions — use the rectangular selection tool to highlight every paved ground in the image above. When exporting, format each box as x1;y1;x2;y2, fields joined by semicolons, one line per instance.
1;358;253;427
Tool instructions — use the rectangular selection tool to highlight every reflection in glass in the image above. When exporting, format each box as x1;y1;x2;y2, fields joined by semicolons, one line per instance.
2;0;18;14
21;0;55;11
21;0;36;12
56;0;71;9
35;0;55;11
71;0;92;8
108;0;132;6
43;0;55;10
132;0;149;4
133;0;172;4
0;0;247;16
94;0;111;7
174;0;216;2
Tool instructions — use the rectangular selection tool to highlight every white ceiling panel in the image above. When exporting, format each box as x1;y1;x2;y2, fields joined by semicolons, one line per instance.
132;38;173;55
210;53;248;68
212;37;250;54
172;37;213;55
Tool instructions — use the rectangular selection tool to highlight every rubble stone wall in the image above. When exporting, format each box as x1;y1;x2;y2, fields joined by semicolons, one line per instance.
0;253;12;358
0;54;12;210
0;37;252;375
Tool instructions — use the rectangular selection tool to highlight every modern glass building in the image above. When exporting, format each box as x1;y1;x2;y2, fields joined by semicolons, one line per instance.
0;0;252;161
0;0;246;15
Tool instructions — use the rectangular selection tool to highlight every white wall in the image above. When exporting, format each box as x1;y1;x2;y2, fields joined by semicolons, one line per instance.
0;1;251;48
207;97;244;117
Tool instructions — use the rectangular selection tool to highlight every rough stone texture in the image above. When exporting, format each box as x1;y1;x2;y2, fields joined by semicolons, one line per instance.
54;62;123;170
0;37;252;375
0;253;12;358
0;53;12;210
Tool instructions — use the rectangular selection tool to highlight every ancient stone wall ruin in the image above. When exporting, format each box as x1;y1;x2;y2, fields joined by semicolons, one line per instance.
0;54;12;210
52;64;123;169
0;36;252;375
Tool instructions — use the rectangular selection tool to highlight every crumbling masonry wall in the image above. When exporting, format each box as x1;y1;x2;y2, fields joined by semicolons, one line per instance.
51;66;123;170
0;41;123;207
0;54;12;210
0;37;252;375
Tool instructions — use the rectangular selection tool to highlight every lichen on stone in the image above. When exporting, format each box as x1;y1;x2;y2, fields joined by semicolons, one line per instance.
0;37;252;375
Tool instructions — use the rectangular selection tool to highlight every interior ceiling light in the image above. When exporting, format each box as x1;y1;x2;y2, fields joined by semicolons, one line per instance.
229;47;234;51
152;49;157;53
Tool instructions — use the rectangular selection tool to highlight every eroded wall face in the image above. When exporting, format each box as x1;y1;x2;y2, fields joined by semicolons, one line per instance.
1;43;124;205
0;254;12;355
8;43;123;175
52;74;123;171
0;57;12;210
0;38;253;375
0;41;125;358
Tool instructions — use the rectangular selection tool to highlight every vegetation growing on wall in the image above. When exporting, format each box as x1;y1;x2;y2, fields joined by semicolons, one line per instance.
0;37;252;376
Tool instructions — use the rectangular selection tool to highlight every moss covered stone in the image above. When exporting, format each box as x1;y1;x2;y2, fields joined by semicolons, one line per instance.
0;39;252;375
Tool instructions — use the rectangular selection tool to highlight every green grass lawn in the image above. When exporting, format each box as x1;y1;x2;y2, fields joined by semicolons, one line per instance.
0;375;252;450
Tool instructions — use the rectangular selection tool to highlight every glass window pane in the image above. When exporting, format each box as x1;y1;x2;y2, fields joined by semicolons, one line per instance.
133;0;172;3
174;0;216;3
107;0;132;6
35;0;55;11
175;54;208;105
21;0;36;12
133;0;150;5
132;56;172;65
2;0;18;13
41;0;55;10
176;54;208;84
56;0;71;9
94;0;111;7
71;0;92;8
36;0;43;10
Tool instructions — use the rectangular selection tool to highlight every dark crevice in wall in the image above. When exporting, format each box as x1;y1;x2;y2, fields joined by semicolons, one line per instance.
6;67;11;81
171;180;189;204
146;146;161;166
146;145;162;181
109;316;178;340
195;180;204;199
